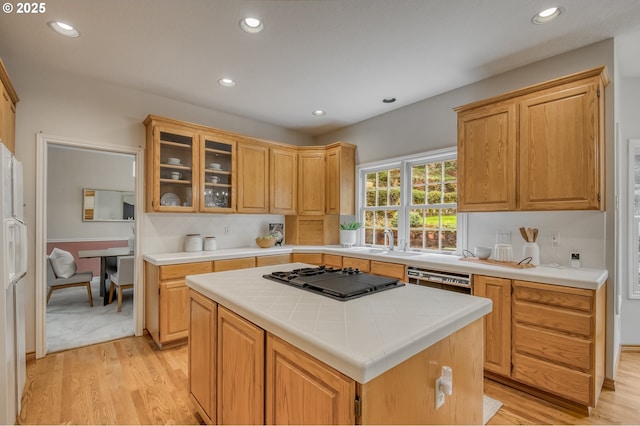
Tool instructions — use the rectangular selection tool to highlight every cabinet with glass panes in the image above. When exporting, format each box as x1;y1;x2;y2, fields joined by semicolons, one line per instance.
144;115;236;213
200;132;235;212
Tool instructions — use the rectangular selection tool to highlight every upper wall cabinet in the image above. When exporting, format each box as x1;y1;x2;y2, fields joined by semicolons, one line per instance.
270;146;298;215
455;66;609;212
0;58;19;154
144;115;356;218
326;143;356;215
144;115;236;213
237;141;269;214
297;148;326;215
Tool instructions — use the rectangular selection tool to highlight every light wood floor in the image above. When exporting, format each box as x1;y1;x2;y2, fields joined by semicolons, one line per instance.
19;335;640;425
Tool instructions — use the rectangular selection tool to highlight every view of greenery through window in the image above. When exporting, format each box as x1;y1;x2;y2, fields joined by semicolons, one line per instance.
363;159;457;252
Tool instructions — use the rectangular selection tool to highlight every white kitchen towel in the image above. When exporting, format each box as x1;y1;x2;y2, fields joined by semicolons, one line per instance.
483;395;503;424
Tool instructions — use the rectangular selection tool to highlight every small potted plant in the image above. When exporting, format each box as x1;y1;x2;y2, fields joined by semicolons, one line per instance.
339;222;362;247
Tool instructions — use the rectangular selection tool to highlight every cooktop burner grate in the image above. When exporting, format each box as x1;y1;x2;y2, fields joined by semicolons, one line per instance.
263;265;404;301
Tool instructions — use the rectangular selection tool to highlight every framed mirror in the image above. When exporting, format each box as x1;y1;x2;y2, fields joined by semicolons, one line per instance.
83;188;135;221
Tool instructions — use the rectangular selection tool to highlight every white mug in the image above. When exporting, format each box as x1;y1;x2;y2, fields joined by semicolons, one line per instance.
211;176;220;183
170;172;182;180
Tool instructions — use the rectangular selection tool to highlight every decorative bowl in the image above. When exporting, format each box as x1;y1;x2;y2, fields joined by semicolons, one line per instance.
474;246;492;259
256;237;276;248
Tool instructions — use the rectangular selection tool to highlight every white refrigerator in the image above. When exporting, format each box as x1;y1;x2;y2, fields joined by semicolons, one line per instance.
0;142;27;425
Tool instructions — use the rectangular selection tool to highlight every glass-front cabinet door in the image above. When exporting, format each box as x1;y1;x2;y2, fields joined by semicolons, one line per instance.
200;133;235;212
152;126;198;212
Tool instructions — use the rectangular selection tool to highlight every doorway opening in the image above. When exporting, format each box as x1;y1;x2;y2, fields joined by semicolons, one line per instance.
35;134;144;358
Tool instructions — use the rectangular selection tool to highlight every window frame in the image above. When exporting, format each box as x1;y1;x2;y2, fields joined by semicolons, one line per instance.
357;147;467;254
627;139;640;299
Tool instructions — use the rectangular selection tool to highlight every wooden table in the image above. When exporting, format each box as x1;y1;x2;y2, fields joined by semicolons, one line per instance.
78;247;133;305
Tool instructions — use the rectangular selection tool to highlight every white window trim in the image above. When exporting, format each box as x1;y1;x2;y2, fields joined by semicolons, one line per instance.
627;139;640;299
356;147;467;254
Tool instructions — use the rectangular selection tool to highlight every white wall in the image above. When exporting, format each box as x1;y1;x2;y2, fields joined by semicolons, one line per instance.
617;75;640;345
7;58;312;353
47;145;135;240
317;40;619;375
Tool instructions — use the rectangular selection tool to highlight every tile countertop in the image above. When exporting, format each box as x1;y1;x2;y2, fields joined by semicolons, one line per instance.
186;263;492;384
144;245;608;291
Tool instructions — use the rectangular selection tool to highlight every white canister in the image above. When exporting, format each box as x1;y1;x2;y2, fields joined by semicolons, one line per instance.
184;234;203;252
522;242;540;265
494;243;513;262
204;236;217;251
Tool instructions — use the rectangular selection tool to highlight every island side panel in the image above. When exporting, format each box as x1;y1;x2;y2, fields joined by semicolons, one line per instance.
358;318;484;425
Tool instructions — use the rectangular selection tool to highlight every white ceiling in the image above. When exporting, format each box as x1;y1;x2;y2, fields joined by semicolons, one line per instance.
1;0;640;136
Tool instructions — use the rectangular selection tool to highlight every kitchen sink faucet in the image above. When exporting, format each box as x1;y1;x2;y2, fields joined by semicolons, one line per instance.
384;229;395;251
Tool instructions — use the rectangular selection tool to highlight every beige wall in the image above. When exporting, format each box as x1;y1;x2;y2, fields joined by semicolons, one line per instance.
47;145;135;240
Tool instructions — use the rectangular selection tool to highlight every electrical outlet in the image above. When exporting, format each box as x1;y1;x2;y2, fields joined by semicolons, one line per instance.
551;233;560;247
224;226;230;235
435;377;445;409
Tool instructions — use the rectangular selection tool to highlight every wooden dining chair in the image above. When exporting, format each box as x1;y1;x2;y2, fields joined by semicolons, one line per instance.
108;256;134;312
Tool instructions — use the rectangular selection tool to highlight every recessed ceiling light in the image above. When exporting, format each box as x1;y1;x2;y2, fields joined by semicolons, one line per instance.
532;7;564;24
382;97;396;104
218;78;236;88
240;17;264;34
312;110;326;117
47;21;79;37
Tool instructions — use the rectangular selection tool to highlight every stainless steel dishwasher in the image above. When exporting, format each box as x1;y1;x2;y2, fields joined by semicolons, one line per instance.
406;266;473;294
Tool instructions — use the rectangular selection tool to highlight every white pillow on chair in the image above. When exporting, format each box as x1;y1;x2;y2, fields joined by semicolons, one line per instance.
49;248;77;279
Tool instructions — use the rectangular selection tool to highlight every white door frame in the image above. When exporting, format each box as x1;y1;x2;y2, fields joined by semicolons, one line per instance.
35;133;144;359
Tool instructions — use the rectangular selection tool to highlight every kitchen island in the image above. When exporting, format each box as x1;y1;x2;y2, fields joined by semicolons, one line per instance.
186;263;492;425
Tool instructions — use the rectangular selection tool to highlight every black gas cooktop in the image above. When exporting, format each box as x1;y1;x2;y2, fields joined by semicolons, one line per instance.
263;266;404;301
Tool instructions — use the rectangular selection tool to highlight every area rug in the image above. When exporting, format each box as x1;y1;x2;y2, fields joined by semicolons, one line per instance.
483;395;503;424
46;278;134;353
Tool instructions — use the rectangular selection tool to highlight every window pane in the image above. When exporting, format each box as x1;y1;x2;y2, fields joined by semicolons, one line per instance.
427;162;442;183
444;160;457;181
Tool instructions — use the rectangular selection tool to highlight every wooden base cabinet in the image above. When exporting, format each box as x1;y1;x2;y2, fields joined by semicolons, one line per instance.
217;307;264;425
476;275;606;412
189;290;217;424
145;261;213;348
189;289;484;425
266;334;355;425
474;275;512;376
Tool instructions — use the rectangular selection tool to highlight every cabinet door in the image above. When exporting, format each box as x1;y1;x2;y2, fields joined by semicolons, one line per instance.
474;275;511;376
217;306;265;425
270;147;297;214
189;290;217;424
370;261;405;280
159;280;190;343
214;257;256;272
146;124;199;212
342;256;370;272
298;150;326;215
237;142;269;213
519;79;603;210
326;145;355;215
200;133;235;212
457;103;517;212
1;85;16;153
266;333;355;425
291;253;323;265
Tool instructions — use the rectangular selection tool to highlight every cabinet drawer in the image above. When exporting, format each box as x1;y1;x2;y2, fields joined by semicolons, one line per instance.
513;300;592;338
342;257;370;272
323;254;342;268
256;254;291;267
513;280;592;313
292;253;323;265
160;261;214;280
370;261;405;280
512;352;591;406
513;323;592;372
214;257;256;272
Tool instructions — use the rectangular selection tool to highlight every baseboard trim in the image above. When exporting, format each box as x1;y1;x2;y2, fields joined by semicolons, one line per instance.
602;377;615;391
621;344;640;352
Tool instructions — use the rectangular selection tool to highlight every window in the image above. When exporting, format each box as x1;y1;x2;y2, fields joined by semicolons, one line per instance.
359;148;464;253
628;139;640;298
